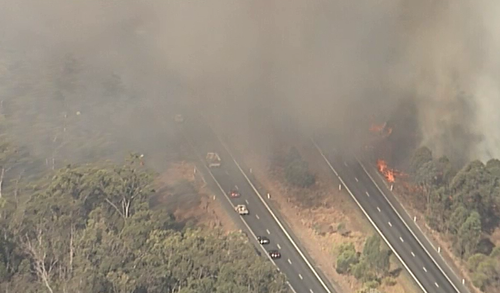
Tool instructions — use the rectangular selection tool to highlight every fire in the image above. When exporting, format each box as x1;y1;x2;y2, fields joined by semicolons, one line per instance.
370;123;385;133
377;159;395;183
370;122;392;138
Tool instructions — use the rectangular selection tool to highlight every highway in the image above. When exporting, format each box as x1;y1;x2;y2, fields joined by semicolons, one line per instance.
312;137;469;293
177;113;337;293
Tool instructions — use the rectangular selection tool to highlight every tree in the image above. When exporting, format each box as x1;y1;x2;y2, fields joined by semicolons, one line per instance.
486;159;500;179
336;243;359;274
409;146;433;174
282;147;316;188
448;205;470;235
450;160;500;231
454;211;482;258
426;187;452;231
285;160;316;188
1;158;291;293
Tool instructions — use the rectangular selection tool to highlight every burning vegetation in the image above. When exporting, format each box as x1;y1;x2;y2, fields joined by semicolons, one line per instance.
376;159;407;183
370;122;393;138
377;159;395;182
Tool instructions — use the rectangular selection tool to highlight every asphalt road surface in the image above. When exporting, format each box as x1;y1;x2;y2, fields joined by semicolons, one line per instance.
313;138;469;293
177;113;337;293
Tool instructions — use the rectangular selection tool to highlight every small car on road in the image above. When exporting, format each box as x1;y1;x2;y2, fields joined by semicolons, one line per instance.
235;204;249;215
269;250;281;259
257;236;270;245
229;188;240;198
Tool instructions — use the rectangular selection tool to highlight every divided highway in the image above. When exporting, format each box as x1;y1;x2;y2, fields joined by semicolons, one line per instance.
312;138;468;293
177;113;337;293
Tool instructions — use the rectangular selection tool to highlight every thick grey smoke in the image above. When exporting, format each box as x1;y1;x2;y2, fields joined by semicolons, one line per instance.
0;0;499;169
395;0;500;162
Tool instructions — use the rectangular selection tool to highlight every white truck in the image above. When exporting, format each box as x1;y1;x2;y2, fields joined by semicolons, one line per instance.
206;152;221;168
235;204;249;215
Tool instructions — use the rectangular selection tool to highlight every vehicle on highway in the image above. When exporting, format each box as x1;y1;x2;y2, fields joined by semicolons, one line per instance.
235;204;249;215
206;152;221;168
174;114;184;123
229;188;240;198
257;236;270;245
269;250;281;259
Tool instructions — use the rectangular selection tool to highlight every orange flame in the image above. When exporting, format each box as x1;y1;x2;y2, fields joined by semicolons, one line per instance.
370;122;392;138
370;123;385;133
377;159;395;183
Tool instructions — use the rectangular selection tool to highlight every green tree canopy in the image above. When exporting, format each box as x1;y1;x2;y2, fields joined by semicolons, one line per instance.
0;159;289;293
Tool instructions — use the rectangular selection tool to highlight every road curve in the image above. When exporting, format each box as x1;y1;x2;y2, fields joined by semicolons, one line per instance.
178;113;338;293
312;138;470;293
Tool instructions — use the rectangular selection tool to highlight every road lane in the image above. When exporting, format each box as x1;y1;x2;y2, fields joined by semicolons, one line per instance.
180;113;335;293
331;155;449;292
314;139;464;293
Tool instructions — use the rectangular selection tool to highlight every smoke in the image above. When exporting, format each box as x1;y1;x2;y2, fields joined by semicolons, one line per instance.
0;0;498;170
393;0;500;162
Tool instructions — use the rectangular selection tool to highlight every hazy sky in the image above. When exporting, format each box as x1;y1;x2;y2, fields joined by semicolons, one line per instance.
0;0;499;166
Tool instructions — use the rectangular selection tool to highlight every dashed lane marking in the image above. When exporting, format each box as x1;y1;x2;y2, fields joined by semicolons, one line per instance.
355;177;358;182
400;237;404;242
411;251;415;257
423;267;427;272
266;229;271;234
299;274;303;280
365;191;370;197
377;207;381;212
288;259;292;264
277;244;281;249
256;214;260;219
388;222;392;227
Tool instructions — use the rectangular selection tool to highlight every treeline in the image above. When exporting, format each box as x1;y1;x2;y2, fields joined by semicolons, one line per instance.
335;235;393;293
0;154;289;293
408;146;500;292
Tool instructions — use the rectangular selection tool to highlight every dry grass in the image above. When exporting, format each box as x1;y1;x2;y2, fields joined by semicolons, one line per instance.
153;161;237;232
235;144;417;293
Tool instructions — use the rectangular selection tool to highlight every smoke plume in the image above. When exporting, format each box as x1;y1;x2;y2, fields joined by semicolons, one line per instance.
0;0;499;169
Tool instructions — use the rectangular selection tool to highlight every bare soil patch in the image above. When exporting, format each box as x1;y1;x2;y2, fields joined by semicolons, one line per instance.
152;161;237;232
232;139;417;293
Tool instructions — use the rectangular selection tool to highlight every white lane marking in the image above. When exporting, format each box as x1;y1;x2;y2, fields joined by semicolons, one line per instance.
400;237;404;242
288;259;292;264
225;171;229;175
245;199;249;204
377;207;381;212
256;214;260;219
365;191;370;197
235;185;239;190
388;222;392;227
219;138;333;293
411;251;415;257
355;177;359;182
299;274;303;280
344;161;348;166
266;229;271;234
277;244;281;249
310;290;314;293
355;158;461;293
423;267;427;272
435;282;439;288
312;140;425;293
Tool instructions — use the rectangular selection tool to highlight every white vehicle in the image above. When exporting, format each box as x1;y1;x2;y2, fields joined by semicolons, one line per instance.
206;152;221;168
174;114;184;123
235;204;249;215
